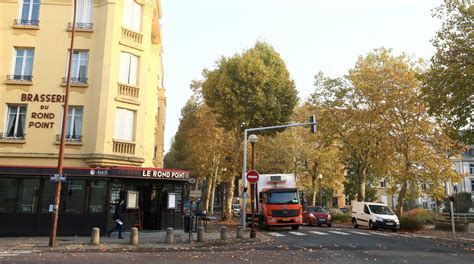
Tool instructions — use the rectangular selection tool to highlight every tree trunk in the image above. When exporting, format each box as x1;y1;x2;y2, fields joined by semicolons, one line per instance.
209;176;216;215
311;176;317;206
222;175;235;221
357;160;367;202
396;181;408;215
203;177;212;214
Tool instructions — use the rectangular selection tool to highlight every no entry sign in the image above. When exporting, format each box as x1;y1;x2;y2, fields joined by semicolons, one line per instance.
247;170;259;183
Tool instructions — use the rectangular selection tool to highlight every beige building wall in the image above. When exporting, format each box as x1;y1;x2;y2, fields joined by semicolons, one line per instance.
0;0;165;168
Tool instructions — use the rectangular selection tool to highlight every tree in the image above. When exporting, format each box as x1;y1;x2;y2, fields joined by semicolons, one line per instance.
422;1;474;144
195;41;298;220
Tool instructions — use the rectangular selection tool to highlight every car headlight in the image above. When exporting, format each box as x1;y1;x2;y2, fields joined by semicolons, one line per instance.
327;214;331;220
309;213;315;218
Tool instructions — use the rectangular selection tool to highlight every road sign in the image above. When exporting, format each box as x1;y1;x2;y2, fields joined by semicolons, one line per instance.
190;190;202;198
188;177;196;184
50;174;67;183
247;170;259;183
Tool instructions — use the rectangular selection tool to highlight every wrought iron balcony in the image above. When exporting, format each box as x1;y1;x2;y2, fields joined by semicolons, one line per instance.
56;134;82;142
0;133;26;140
14;19;39;27
7;75;33;82
68;22;93;30
62;77;88;84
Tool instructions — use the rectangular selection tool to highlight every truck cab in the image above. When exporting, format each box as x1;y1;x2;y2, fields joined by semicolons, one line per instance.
252;174;302;230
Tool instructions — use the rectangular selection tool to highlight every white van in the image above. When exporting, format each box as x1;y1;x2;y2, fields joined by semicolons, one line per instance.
351;201;400;231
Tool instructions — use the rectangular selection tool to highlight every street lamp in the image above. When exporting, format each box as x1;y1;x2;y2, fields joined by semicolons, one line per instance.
318;174;323;207
248;134;257;239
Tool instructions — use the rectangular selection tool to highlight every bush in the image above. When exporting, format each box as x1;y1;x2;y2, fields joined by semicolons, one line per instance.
331;213;351;224
403;208;437;225
399;216;424;232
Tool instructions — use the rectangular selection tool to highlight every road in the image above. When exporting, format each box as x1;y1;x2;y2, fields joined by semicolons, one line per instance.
1;225;472;263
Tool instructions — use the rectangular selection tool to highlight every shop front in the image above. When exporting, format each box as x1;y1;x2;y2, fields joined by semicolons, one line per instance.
0;166;189;236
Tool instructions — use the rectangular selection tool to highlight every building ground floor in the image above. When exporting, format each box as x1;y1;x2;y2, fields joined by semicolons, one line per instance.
0;165;189;236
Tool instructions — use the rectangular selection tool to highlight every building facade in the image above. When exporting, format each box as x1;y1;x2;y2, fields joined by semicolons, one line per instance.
0;0;187;236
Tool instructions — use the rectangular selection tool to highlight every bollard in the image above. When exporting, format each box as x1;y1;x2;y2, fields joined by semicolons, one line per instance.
129;227;139;245
220;226;228;240
166;227;175;244
197;226;206;242
236;225;244;239
90;227;100;245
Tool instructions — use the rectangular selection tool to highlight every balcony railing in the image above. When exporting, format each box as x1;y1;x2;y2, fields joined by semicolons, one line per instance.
118;83;140;100
0;133;26;140
56;134;82;142
121;27;143;47
68;22;93;30
62;77;88;84
7;75;33;82
14;19;39;27
113;140;135;155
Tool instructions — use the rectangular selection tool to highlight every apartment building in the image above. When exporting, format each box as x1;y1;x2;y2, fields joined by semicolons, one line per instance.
0;0;188;236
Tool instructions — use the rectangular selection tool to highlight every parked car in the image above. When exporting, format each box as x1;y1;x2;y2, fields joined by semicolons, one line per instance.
303;206;332;227
351;201;400;231
232;203;241;216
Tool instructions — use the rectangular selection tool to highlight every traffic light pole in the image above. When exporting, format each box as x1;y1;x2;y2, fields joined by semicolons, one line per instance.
241;119;317;228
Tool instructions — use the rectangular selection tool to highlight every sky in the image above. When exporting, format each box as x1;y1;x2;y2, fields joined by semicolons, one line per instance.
160;0;443;153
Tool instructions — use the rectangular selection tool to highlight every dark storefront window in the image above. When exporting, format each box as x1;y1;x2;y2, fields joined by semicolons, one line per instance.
66;180;86;214
89;180;106;214
17;179;40;213
110;183;123;212
0;178;19;213
40;182;56;213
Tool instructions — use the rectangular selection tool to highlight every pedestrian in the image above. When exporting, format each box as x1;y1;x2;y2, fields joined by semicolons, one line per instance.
107;199;125;239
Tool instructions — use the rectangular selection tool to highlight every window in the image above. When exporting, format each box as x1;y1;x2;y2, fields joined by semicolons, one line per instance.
65;180;86;214
119;52;138;86
471;180;474;193
18;0;40;26
470;164;474;175
364;205;370;214
0;179;19;213
467;148;474;157
380;179;387;188
88;181;106;214
123;0;141;31
173;185;183;213
4;105;27;139
40;181;66;213
65;50;88;83
64;106;83;140
17;179;40;213
75;0;93;27
114;108;134;141
11;48;34;81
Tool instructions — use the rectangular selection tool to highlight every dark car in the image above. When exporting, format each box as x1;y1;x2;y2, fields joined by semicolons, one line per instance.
303;206;332;227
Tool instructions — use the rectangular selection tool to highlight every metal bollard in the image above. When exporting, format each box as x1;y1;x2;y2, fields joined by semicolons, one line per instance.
236;225;244;239
197;226;206;242
166;227;175;244
129;227;139;245
220;226;228;240
90;227;100;245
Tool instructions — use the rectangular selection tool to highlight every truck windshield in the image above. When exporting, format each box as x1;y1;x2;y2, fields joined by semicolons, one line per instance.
268;192;299;204
369;205;394;215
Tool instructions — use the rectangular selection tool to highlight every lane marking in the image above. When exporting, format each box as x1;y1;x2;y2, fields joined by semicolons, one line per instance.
288;231;307;236
328;231;350;235
268;232;285;237
309;231;329;235
370;232;393;236
349;231;371;236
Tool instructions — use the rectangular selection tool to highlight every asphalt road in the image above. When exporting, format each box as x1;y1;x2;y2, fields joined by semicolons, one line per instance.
1;225;472;263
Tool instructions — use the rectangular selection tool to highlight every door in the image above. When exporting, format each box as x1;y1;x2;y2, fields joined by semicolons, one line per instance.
139;185;161;230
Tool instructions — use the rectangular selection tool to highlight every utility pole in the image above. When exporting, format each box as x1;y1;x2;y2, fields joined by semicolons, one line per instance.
49;0;76;247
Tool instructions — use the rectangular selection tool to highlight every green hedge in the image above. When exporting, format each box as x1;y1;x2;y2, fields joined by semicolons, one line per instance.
331;213;351;224
399;216;424;232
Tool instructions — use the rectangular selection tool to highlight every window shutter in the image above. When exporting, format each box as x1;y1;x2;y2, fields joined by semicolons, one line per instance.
129;54;138;86
123;109;134;141
119;52;130;84
123;0;133;29
132;2;141;31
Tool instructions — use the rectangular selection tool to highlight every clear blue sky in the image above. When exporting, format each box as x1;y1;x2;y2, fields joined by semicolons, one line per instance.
161;0;443;153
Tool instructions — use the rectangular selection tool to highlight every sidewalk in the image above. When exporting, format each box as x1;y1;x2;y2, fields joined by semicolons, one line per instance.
0;223;271;253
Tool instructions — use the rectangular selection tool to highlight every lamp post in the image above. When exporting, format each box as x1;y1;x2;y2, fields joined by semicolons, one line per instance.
248;134;257;239
318;174;323;207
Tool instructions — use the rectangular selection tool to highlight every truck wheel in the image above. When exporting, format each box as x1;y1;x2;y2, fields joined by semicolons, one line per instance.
262;218;270;231
352;218;359;228
291;225;300;230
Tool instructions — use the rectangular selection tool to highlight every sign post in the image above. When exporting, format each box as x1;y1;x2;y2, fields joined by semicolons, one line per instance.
247;170;259;238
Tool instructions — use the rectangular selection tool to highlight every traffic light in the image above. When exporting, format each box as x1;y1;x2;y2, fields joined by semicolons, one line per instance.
309;115;317;133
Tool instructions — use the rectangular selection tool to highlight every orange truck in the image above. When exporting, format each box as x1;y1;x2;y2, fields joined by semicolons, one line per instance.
252;174;303;230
